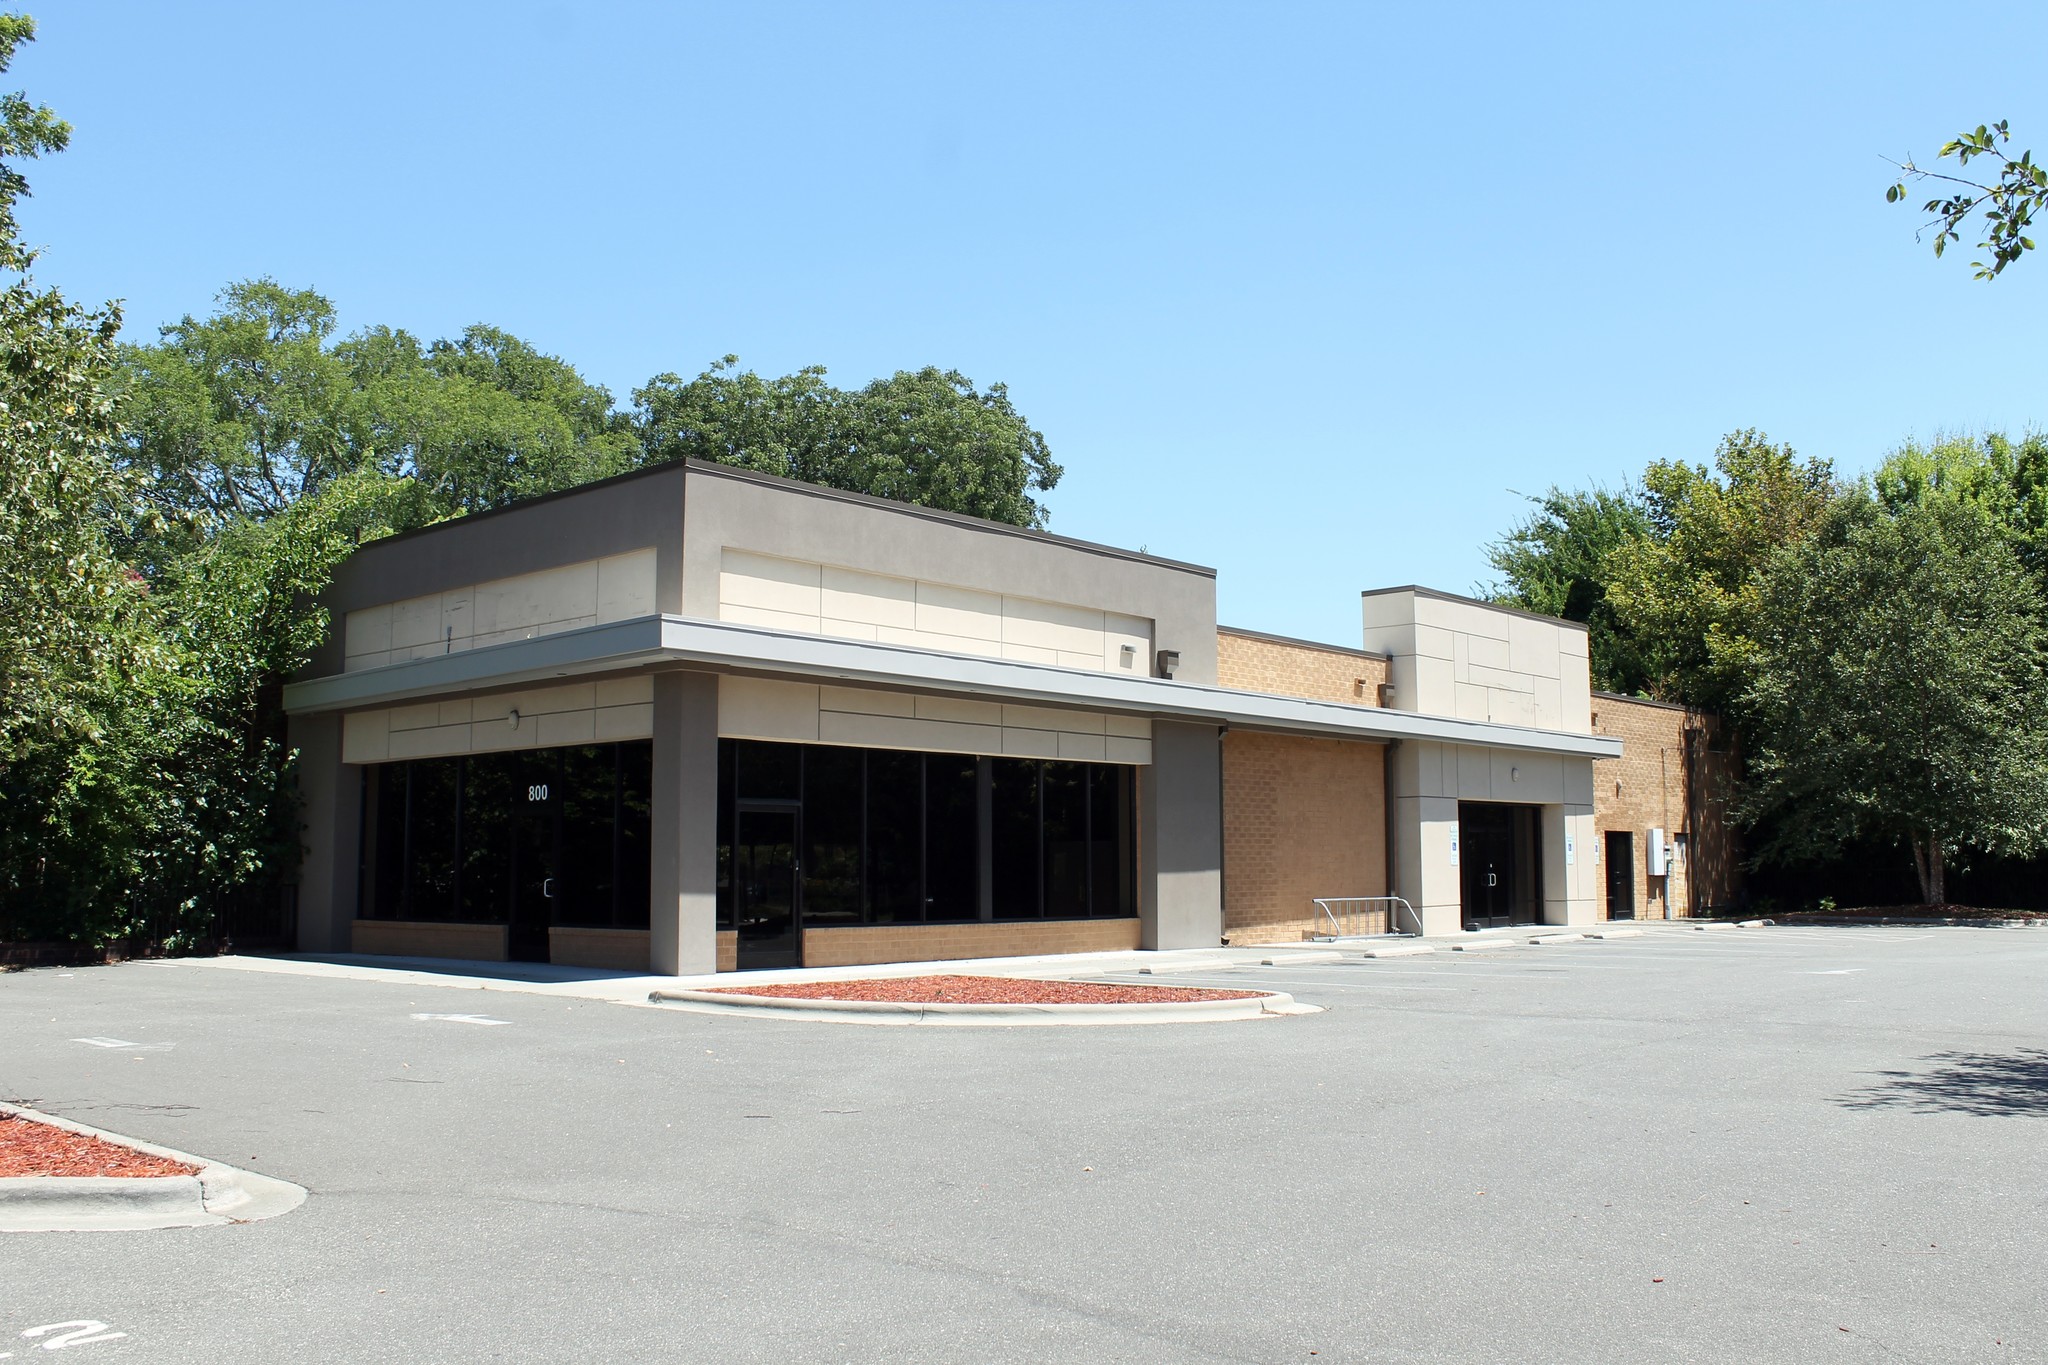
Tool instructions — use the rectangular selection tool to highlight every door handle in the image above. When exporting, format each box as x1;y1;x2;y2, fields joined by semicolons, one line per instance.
542;878;555;900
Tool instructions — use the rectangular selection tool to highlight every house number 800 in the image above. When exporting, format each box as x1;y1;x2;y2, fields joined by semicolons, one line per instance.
526;784;549;802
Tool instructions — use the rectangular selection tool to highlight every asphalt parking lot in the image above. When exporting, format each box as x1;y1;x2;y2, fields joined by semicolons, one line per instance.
4;924;2045;1364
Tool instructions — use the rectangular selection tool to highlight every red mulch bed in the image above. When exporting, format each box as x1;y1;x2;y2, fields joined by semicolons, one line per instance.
0;1112;199;1178
703;974;1263;1004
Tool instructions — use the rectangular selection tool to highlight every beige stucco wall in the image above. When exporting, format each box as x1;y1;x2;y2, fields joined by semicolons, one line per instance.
719;548;1154;673
680;464;1219;683
1362;588;1593;732
341;677;654;765
343;549;656;671
716;677;1152;763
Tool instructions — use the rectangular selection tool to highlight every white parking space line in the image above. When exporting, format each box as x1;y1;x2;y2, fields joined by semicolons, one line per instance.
408;1013;512;1026
70;1037;176;1052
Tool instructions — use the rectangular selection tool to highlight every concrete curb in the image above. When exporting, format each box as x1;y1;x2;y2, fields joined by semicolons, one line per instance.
1260;951;1342;966
645;988;1310;1026
1587;928;1643;939
0;1102;307;1233
1360;943;1436;958
1449;939;1514;953
1527;933;1584;945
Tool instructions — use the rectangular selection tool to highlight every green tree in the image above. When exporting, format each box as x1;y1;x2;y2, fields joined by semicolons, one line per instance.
634;356;1063;528
1482;485;1653;694
1888;121;2046;279
1739;495;2048;904
1603;430;1841;712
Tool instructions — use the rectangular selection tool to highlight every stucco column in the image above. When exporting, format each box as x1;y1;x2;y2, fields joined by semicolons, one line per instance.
289;712;360;953
650;670;719;975
1541;803;1598;926
1386;741;1464;936
1139;720;1224;950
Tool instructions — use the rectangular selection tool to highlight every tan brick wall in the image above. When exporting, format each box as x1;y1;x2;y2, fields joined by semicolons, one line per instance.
717;930;737;973
1218;629;1390;705
1222;732;1387;944
549;927;651;971
1591;696;1740;919
795;918;1142;969
351;919;508;961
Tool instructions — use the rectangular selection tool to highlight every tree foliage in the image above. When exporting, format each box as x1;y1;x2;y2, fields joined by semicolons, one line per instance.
1483;485;1653;694
1739;496;2048;904
1602;430;1840;714
634;356;1063;528
1889;121;2046;279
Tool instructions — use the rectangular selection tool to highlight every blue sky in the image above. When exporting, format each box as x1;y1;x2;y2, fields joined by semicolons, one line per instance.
22;1;2048;643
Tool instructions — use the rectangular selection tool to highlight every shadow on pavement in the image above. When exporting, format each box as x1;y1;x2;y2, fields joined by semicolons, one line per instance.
1838;1048;2048;1117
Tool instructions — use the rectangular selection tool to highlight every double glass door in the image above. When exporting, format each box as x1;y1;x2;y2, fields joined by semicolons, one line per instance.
1459;802;1539;930
734;804;801;969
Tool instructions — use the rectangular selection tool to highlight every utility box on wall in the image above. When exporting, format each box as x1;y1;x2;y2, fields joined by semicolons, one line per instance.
1646;827;1668;877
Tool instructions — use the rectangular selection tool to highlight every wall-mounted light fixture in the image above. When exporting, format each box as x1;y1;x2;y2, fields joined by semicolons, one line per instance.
508;708;522;731
1120;643;1137;668
1155;649;1180;680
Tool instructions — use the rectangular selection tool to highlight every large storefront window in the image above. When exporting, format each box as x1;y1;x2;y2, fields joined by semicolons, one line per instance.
360;741;653;937
714;739;1136;932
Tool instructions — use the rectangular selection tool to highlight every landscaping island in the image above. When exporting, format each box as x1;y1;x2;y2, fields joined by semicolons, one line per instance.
701;974;1263;1005
0;1111;198;1179
653;973;1305;1025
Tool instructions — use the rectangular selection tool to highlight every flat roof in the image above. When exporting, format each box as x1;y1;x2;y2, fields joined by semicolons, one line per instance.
1361;584;1590;632
351;457;1216;578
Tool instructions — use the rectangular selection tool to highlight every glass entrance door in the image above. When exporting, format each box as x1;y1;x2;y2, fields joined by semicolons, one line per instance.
1460;803;1515;930
735;805;801;969
1459;802;1544;930
508;751;560;963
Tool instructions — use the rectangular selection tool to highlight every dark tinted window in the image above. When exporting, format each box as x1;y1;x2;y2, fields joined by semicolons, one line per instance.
803;746;864;926
991;759;1040;920
736;740;801;801
1088;765;1133;917
924;755;979;923
1042;761;1088;919
866;750;922;923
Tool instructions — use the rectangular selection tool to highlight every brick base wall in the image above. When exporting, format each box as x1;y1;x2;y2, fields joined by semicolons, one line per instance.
717;930;737;973
351;919;508;961
794;918;1142;969
549;927;651;971
1222;732;1386;944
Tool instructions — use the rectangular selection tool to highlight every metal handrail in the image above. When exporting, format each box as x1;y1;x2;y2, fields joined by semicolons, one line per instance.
1311;896;1422;940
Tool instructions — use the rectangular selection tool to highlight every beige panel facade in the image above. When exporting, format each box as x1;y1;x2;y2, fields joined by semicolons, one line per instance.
1362;588;1593;733
718;548;1155;674
716;676;1152;764
340;677;654;765
343;548;656;671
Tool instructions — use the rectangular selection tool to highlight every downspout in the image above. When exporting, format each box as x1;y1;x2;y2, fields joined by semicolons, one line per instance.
1384;738;1400;927
1216;723;1229;946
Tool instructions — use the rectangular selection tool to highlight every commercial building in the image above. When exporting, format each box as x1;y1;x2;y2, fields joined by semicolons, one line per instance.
283;460;1735;974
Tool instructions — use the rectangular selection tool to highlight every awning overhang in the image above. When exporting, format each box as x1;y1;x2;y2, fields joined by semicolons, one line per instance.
282;615;1625;761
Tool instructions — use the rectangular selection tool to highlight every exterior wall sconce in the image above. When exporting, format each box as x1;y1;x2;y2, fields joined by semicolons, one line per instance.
1155;649;1180;679
508;708;522;731
1120;643;1137;668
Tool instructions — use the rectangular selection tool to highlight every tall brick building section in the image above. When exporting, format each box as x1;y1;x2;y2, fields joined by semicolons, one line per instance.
1216;625;1737;943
